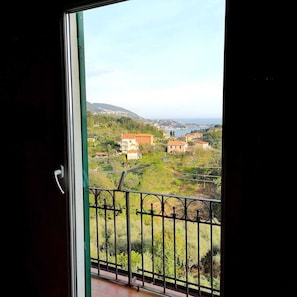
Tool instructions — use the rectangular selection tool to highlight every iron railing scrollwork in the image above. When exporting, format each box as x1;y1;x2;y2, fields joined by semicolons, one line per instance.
89;187;221;297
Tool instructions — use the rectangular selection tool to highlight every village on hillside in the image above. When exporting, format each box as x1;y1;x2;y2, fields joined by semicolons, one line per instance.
90;127;221;161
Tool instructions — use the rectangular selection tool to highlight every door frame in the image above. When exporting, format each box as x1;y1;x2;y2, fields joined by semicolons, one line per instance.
63;11;91;297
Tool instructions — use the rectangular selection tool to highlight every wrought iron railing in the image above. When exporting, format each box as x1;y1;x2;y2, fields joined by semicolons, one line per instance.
89;187;221;297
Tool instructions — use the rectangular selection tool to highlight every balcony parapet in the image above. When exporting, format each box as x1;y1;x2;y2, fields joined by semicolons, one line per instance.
89;187;221;297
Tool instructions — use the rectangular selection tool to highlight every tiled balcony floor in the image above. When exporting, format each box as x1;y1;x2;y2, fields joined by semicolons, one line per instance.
91;276;164;297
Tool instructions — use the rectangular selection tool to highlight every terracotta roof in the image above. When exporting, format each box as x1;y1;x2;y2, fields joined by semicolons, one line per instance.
127;149;140;153
167;140;187;146
121;133;136;139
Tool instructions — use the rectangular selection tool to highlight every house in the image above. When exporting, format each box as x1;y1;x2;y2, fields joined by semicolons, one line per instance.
177;135;190;142
195;140;211;149
3;1;296;297
167;140;188;153
95;152;109;158
120;133;153;159
120;134;139;153
135;133;154;145
186;131;203;139
121;133;154;146
178;132;203;143
126;149;142;160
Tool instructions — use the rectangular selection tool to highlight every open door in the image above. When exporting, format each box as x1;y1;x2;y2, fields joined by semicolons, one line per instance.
63;11;91;297
63;0;225;296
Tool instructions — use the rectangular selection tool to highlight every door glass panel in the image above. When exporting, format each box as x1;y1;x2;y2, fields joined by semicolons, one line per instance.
71;0;225;296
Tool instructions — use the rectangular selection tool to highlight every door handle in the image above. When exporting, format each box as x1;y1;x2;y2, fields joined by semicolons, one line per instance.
54;165;65;194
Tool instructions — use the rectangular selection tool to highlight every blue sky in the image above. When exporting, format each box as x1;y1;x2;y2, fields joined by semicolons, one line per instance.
83;0;225;119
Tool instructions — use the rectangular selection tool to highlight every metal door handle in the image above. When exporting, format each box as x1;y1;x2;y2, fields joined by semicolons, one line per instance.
54;165;65;194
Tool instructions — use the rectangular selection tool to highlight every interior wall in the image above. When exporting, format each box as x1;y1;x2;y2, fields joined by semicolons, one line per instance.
222;1;297;296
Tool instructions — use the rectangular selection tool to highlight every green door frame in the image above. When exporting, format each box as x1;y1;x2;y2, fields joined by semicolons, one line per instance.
76;11;91;297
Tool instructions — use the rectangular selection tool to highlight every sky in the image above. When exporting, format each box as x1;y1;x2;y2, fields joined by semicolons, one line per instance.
83;0;225;119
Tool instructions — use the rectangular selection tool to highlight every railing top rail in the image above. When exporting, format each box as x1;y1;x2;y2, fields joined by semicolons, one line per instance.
89;186;221;204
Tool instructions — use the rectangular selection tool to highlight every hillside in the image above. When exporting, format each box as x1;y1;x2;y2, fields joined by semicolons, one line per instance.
87;101;142;119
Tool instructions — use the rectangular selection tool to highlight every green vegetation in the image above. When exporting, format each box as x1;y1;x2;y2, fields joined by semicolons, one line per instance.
87;113;222;292
87;113;222;199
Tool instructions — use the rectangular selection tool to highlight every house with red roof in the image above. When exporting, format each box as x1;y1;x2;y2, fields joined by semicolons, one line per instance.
167;140;188;154
120;133;153;160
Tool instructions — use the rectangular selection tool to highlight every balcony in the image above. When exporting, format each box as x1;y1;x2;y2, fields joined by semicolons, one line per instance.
89;187;221;297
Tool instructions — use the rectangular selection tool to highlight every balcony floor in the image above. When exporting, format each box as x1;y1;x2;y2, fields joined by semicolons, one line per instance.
92;276;164;297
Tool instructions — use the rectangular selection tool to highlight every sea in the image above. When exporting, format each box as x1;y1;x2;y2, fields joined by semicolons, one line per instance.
166;118;222;137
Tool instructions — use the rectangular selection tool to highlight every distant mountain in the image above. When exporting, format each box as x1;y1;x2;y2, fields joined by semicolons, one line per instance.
86;102;142;119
